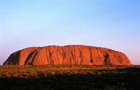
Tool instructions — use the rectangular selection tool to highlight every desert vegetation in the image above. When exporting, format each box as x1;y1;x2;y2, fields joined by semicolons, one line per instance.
0;65;140;90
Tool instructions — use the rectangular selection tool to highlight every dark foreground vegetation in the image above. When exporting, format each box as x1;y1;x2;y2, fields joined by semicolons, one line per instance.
0;65;140;90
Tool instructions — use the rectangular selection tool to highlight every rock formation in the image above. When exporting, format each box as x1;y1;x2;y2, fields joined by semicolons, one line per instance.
3;45;131;65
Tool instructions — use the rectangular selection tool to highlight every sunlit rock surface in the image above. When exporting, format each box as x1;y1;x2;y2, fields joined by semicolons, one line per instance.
3;45;131;65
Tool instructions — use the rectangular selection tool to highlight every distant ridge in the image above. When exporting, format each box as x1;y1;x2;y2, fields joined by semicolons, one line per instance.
3;45;131;65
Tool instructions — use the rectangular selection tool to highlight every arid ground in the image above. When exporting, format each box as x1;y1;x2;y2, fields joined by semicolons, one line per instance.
0;65;140;90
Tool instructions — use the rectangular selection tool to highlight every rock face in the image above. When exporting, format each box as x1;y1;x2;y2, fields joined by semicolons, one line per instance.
3;45;131;65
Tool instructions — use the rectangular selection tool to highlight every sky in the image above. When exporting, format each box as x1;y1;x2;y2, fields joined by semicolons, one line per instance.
0;0;140;65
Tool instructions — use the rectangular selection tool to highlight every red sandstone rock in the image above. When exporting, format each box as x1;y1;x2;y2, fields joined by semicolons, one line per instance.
3;45;132;65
